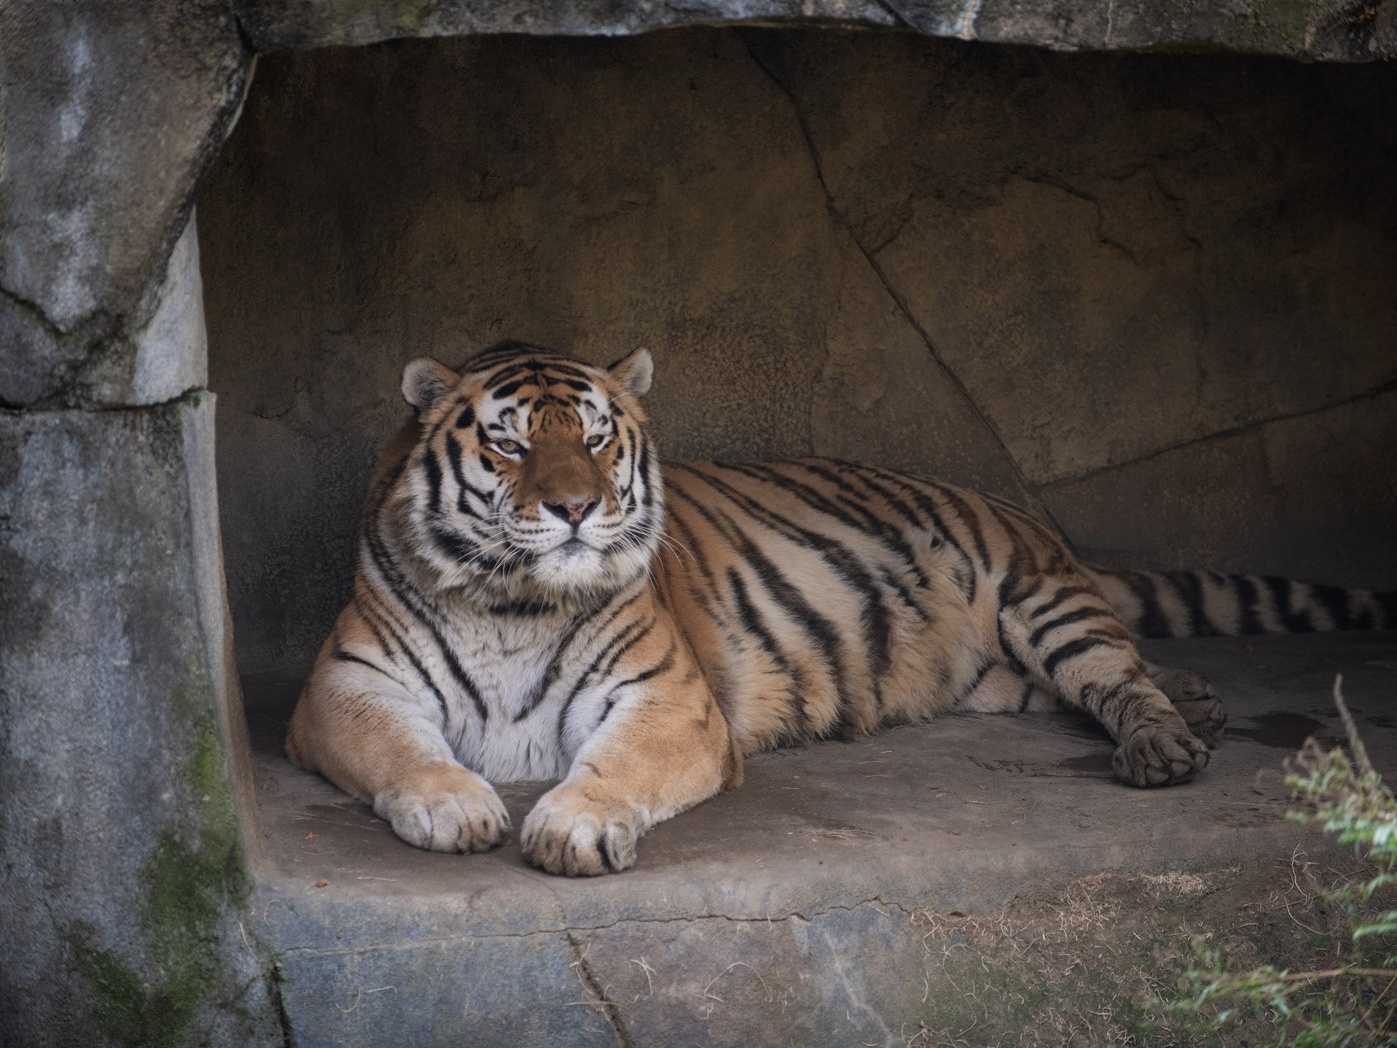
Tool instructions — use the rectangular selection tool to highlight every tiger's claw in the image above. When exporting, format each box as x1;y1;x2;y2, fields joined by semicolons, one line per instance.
520;786;643;876
1112;723;1209;787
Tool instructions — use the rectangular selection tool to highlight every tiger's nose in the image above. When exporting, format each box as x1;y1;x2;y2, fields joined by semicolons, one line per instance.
543;496;599;527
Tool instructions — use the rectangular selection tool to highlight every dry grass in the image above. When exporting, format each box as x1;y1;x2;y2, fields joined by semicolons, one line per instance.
897;857;1364;1047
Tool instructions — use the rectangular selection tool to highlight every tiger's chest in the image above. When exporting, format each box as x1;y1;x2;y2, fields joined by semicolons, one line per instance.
428;611;584;781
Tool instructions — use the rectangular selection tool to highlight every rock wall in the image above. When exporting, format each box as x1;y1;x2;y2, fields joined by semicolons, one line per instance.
198;30;1397;676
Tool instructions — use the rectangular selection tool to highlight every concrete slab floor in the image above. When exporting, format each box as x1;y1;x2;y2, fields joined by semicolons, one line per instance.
242;632;1397;1046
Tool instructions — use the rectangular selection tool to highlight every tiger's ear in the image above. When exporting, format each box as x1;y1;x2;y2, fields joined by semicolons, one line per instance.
401;357;460;413
608;347;653;400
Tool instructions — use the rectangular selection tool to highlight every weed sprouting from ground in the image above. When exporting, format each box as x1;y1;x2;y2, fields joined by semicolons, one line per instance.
1168;677;1397;1046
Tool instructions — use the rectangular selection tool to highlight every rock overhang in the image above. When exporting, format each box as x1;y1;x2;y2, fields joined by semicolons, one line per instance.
2;0;1393;415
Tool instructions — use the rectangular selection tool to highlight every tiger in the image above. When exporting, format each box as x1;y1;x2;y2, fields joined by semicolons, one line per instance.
285;342;1397;876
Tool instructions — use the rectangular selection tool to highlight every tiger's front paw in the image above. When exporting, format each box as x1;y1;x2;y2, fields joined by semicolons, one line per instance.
520;785;644;876
1112;722;1210;787
373;763;511;853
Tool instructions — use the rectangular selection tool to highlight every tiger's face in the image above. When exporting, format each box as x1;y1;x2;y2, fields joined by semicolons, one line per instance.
396;344;663;605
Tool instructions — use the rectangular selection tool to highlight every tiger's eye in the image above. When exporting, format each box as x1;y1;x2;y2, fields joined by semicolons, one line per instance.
494;439;523;455
586;434;606;449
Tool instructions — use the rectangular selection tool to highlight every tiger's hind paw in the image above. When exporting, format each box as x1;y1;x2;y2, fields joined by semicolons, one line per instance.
1146;663;1226;747
1112;722;1209;787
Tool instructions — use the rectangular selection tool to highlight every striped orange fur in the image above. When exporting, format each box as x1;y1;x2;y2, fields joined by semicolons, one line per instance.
286;343;1395;875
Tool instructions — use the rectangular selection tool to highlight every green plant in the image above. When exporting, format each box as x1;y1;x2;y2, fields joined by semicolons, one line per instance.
1170;677;1397;1046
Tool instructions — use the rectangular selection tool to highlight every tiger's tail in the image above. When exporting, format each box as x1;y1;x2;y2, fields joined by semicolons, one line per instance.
1084;566;1397;639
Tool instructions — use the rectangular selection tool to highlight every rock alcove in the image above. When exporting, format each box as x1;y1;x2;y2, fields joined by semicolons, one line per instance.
2;3;1396;1045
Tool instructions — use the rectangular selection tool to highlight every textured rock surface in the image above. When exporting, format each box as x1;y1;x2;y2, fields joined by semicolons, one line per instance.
0;0;248;409
9;2;1377;410
232;0;1397;61
0;397;278;1047
198;32;1397;676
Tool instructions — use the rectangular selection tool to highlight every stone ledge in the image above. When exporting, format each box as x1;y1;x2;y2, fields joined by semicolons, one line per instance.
243;631;1397;1046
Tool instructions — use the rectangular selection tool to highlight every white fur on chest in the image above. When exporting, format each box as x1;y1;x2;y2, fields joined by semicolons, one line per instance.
433;609;577;783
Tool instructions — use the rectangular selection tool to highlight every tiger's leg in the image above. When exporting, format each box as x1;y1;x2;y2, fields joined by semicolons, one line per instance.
1144;660;1226;746
287;637;511;854
520;632;741;876
999;589;1210;786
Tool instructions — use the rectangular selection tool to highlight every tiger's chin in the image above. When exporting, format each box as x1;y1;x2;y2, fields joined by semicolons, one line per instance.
528;537;652;600
528;541;618;592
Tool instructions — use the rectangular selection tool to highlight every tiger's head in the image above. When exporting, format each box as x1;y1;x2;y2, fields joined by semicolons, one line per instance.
389;343;663;606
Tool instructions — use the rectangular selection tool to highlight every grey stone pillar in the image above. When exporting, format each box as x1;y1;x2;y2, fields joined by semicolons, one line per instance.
0;215;281;1047
0;0;277;1038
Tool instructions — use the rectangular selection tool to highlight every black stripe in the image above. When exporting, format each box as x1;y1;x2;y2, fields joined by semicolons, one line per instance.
1234;575;1266;635
635;438;654;511
727;568;812;735
1042;635;1117;678
979;496;1036;577
675;466;893;686
998;572;1043;609
332;650;389;675
362;502;491;724
358;610;396;660
598;618;656;680
356;595;452;724
1163;572;1221;637
994;589;1030;676
556;616;654;733
1121;572;1174;638
738;462;929;585
426;523;498;570
540;363;592;382
607;643;676;694
933;484;993;573
954;658;994;708
667;479;852;718
859;466;978;604
443;434;494;516
1029;585;1096;621
436;640;490;724
1310;583;1354;630
1263;576;1316;633
726;463;931;621
423;449;443;516
1017;680;1036;713
515;590;646;723
1077;679;1134;735
980;490;1071;569
1028;606;1107;648
488;599;558;617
